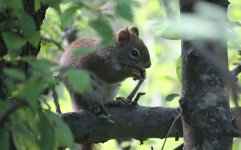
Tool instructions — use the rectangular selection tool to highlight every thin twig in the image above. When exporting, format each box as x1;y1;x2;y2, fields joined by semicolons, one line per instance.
52;87;62;114
127;78;145;101
41;37;64;51
232;65;241;77
132;92;145;105
0;100;27;125
231;21;241;27
161;113;181;150
174;144;184;150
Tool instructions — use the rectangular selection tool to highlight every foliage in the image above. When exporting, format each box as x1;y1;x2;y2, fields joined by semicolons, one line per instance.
1;0;241;149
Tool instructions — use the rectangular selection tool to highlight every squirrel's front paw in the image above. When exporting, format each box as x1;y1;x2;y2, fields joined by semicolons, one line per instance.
88;103;107;115
130;69;146;80
105;97;132;107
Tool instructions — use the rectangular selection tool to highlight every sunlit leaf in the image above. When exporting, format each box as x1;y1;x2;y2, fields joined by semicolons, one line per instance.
34;0;41;11
66;69;92;94
38;113;55;150
45;111;73;147
115;0;133;21
176;56;182;82
161;11;228;41
89;19;113;45
165;93;180;101
228;4;241;22
12;123;40;150
60;6;78;28
161;25;181;40
73;47;95;56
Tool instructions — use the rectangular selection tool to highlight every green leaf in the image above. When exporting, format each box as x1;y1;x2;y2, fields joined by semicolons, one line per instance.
115;0;133;21
2;32;26;50
161;25;181;40
0;101;12;118
89;19;113;45
38;113;55;150
12;123;40;150
45;111;73;147
176;56;182;82
31;59;51;72
165;93;180;102
66;69;92;94
40;0;61;11
28;31;40;47
20;11;36;38
0;128;9;150
3;0;23;10
34;0;41;11
60;6;78;28
20;76;44;108
73;47;95;56
3;68;25;80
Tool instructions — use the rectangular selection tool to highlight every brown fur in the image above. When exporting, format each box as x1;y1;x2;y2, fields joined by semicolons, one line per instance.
60;27;151;150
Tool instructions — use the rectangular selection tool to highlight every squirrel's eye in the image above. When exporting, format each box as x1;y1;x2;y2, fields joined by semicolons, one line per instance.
130;48;140;58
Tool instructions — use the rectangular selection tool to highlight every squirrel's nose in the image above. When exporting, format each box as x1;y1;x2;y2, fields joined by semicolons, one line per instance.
145;62;151;68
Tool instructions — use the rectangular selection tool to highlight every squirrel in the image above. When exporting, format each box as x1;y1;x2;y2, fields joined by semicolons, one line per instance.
61;26;151;113
60;27;151;149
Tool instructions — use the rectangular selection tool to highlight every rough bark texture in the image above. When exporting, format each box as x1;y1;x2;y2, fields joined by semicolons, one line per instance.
61;106;241;144
0;1;47;97
62;106;182;144
180;0;233;149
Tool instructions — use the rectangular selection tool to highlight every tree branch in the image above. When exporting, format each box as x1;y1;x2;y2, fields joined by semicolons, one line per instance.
41;36;64;51
61;106;241;144
0;100;27;125
61;106;182;144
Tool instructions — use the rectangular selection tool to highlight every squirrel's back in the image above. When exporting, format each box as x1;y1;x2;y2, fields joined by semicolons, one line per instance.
60;39;100;68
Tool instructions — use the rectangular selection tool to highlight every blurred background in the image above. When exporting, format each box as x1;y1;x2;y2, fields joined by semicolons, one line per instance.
39;0;241;149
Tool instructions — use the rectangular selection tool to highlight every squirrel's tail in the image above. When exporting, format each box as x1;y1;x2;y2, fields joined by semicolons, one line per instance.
79;144;93;150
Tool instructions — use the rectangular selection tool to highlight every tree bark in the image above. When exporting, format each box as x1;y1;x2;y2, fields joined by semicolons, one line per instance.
62;106;182;144
61;106;241;144
0;1;47;149
179;0;233;149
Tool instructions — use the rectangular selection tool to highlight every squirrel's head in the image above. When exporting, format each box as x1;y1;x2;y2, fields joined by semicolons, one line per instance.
113;27;151;72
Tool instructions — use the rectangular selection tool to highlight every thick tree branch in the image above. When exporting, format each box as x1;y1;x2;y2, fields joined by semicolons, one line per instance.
61;106;241;144
62;106;182;144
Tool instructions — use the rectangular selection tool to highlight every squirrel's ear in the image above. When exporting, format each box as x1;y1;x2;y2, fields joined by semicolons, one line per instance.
130;26;139;37
117;27;130;41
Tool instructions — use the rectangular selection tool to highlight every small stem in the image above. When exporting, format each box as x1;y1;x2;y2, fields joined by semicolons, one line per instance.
41;37;64;51
0;100;27;125
127;78;145;101
52;87;61;114
161;113;181;150
232;64;241;78
132;92;145;105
